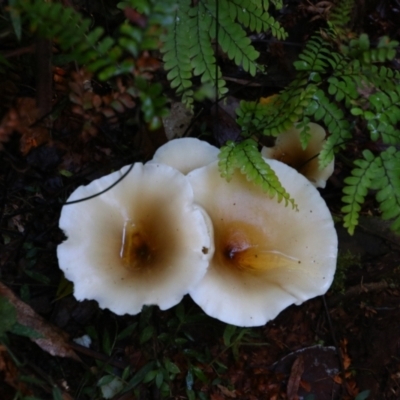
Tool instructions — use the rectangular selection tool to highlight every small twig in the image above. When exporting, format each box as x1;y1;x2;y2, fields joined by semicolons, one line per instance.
321;295;346;397
222;76;264;87
35;38;53;119
2;44;36;58
0;167;11;226
328;281;389;307
358;223;400;249
215;0;219;139
69;342;128;370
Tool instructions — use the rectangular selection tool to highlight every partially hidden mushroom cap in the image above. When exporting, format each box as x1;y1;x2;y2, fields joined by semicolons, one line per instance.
57;163;214;315
261;123;334;188
148;138;219;174
187;159;337;327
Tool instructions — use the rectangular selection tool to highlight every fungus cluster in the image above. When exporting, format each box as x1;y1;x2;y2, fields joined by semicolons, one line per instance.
58;137;337;327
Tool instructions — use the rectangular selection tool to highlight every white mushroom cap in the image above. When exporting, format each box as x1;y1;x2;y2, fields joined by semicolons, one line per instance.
57;163;214;315
261;123;334;188
148;138;219;174
187;160;337;327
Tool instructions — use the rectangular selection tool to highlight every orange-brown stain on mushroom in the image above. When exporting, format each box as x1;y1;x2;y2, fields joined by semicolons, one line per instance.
118;196;201;278
120;220;154;270
118;206;172;275
214;220;300;276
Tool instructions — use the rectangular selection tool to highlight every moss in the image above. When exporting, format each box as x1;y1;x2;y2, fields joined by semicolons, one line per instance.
331;250;361;294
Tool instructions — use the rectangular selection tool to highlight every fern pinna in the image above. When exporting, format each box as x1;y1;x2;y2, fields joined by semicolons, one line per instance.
161;0;287;109
219;139;297;209
231;0;400;235
343;148;400;234
8;0;173;127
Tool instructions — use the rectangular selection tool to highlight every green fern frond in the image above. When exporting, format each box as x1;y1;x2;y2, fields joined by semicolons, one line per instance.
305;89;351;168
161;0;194;101
364;65;400;91
134;77;169;128
332;59;362;83
327;76;358;107
228;0;287;39
18;0;128;79
218;139;297;208
368;88;400;144
16;0;173;81
366;121;400;145
327;0;354;37
376;147;400;232
293;36;333;74
19;1;90;49
186;2;227;100
341;150;381;235
351;87;400;143
342;146;400;235
369;88;400;124
206;1;260;77
218;140;240;181
342;34;399;65
231;2;400;235
237;78;316;137
13;0;171;124
236;100;271;137
269;0;284;9
295;118;312;150
161;0;287;107
263;83;317;136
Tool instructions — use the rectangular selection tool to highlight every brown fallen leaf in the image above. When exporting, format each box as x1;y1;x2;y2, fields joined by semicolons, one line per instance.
0;97;50;154
273;345;341;400
210;393;225;400
299;379;311;392
340;338;352;370
287;355;304;400
217;384;237;398
333;374;343;385
0;345;33;396
0;282;80;361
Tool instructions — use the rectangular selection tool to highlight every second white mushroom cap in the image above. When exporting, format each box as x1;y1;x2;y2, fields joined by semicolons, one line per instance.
148;137;220;174
187;159;337;327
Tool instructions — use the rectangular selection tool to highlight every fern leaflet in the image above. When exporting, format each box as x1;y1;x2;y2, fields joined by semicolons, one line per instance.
206;0;260;77
161;0;194;103
219;139;297;208
328;0;354;37
293;36;333;74
305;89;351;168
161;0;287;108
228;0;287;39
342;150;381;235
376;147;400;233
219;140;240;181
237;78;316;138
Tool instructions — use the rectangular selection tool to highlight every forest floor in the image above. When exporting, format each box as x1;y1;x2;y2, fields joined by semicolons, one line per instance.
1;1;400;399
